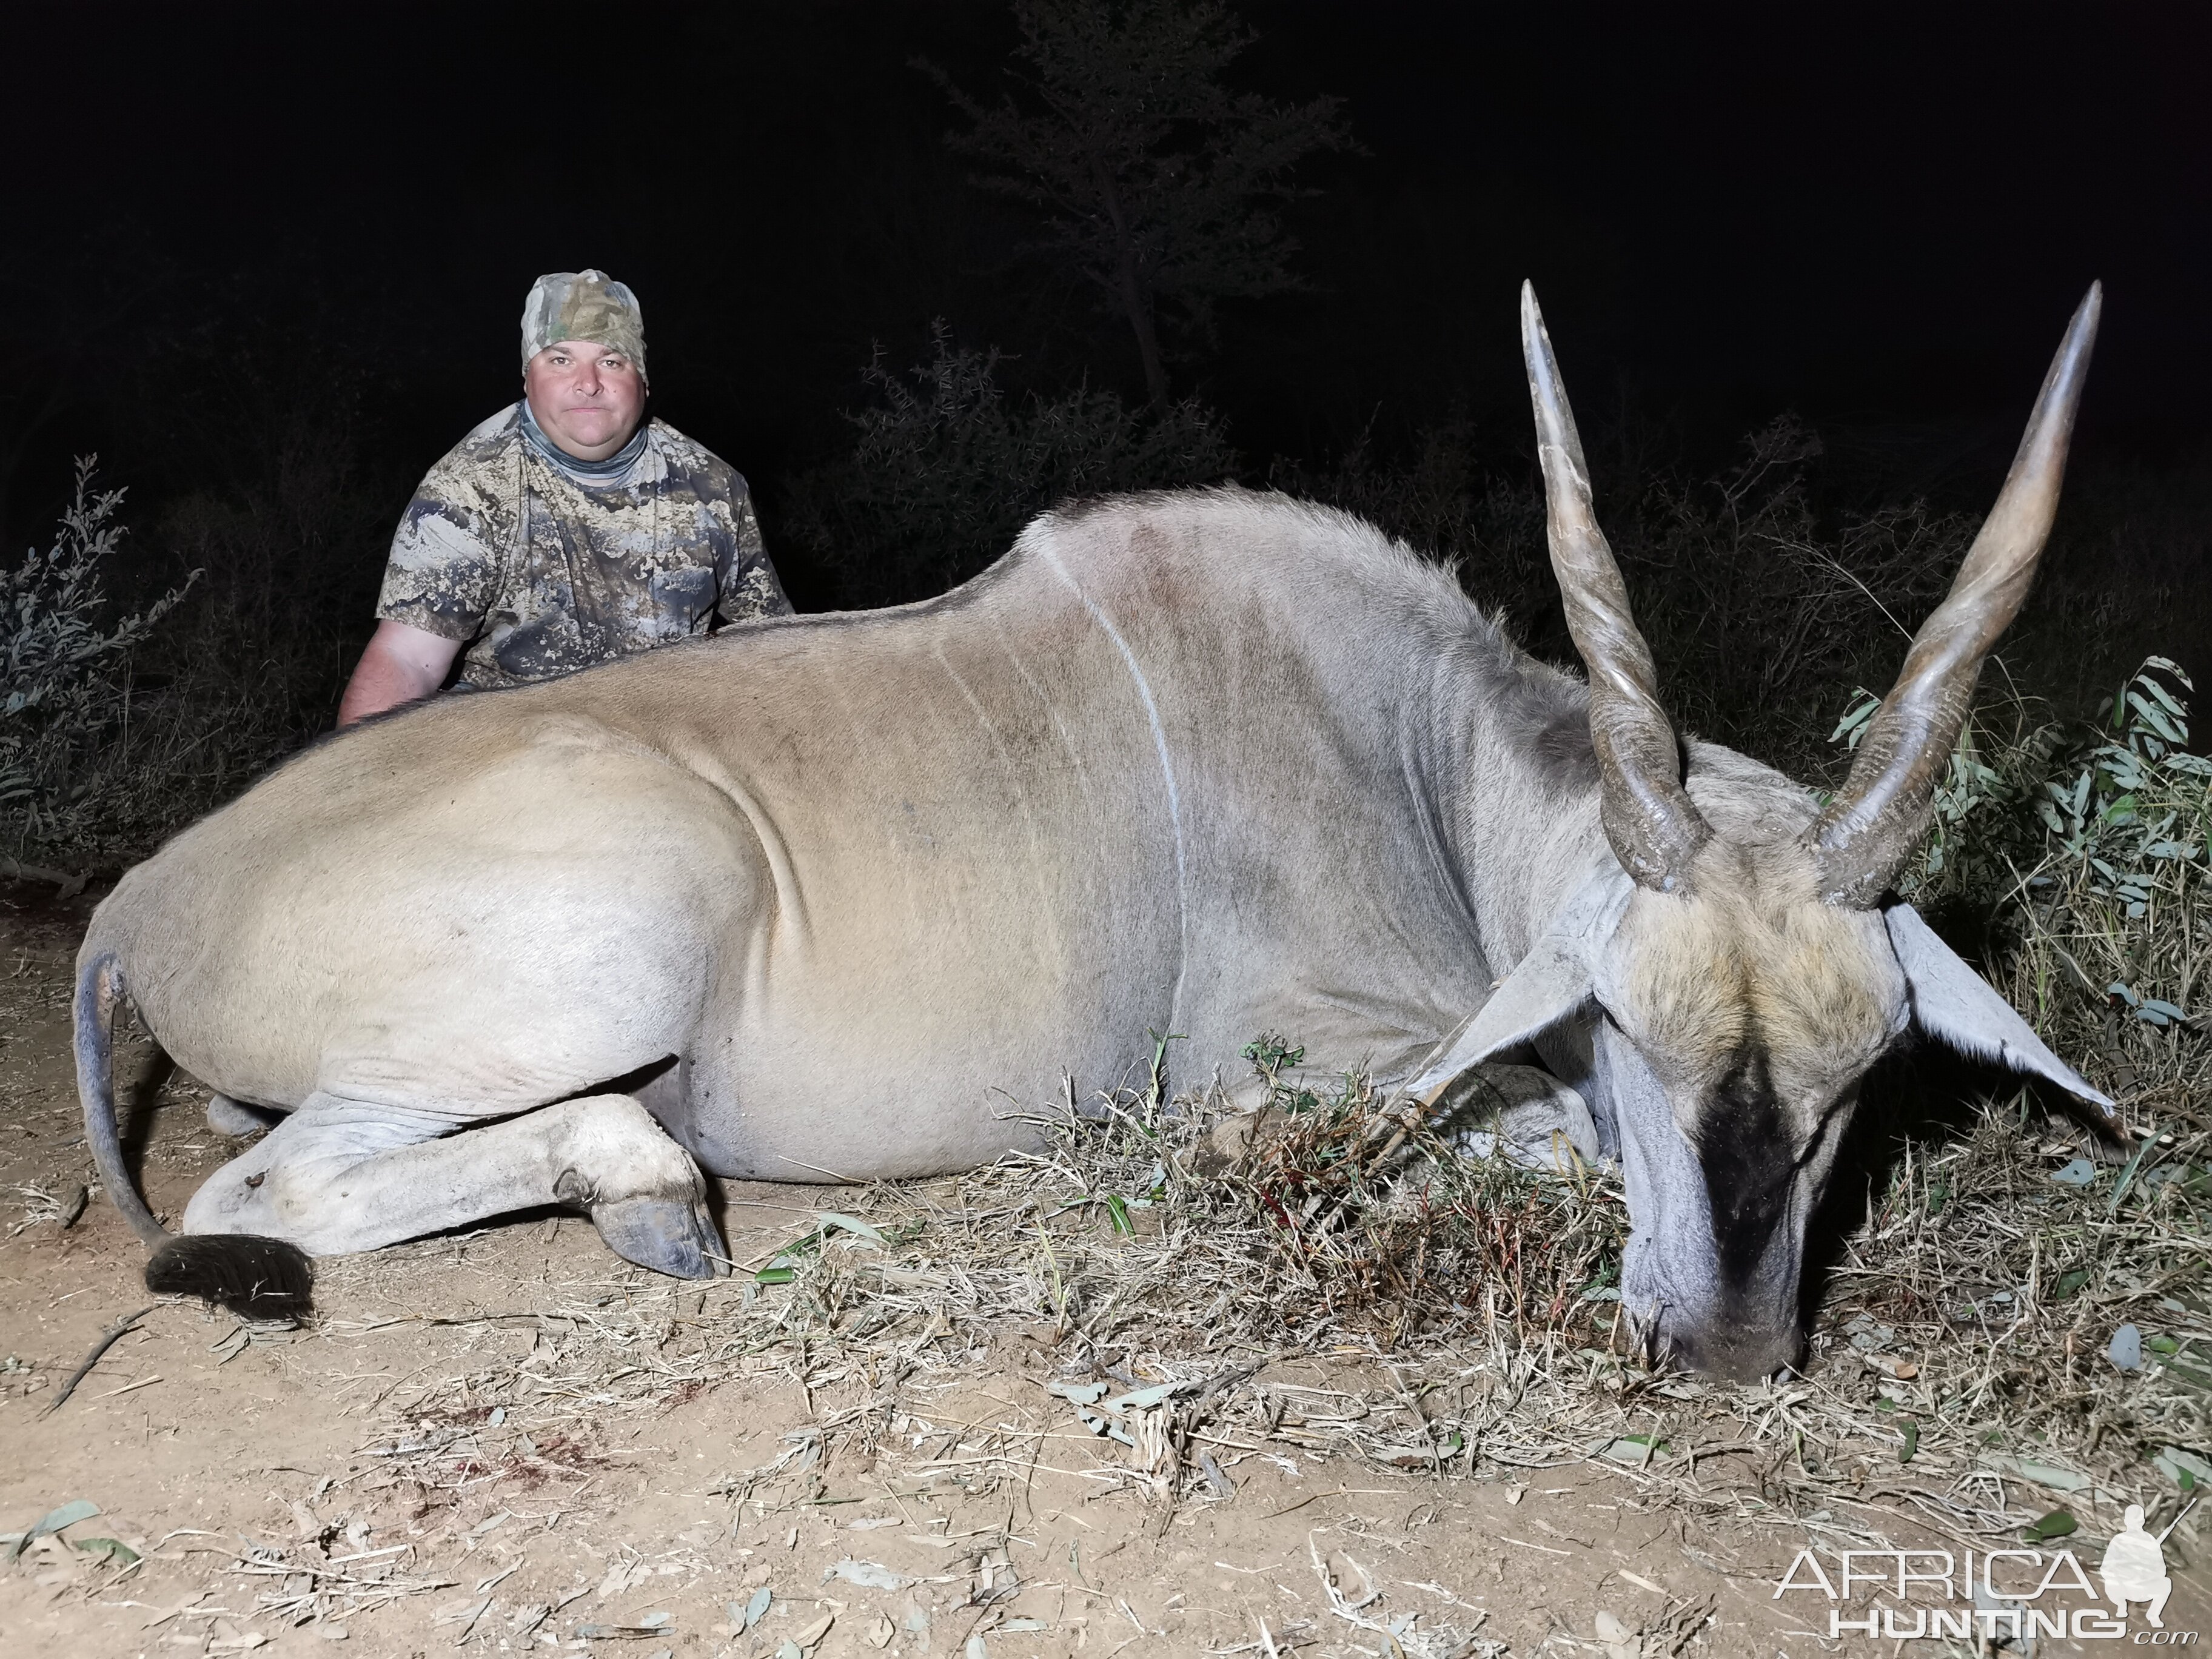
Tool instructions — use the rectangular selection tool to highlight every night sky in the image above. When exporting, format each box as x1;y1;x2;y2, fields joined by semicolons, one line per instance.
4;2;2205;548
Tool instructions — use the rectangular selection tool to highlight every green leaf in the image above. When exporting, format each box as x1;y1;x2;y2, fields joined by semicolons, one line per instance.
1105;1382;1181;1412
813;1212;887;1248
2154;1447;2210;1489
72;1537;139;1565
1828;692;1881;745
1898;1421;1919;1463
2142;655;2193;689
2028;1509;2077;1541
1985;1453;2092;1491
2136;678;2190;721
1594;1435;1668;1467
2110;1128;2164;1216
1104;1193;1133;1236
733;1587;772;1632
5;1499;99;1561
748;1211;885;1282
2127;691;2184;742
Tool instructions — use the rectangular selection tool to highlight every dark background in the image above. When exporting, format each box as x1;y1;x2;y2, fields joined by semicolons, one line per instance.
2;1;2204;633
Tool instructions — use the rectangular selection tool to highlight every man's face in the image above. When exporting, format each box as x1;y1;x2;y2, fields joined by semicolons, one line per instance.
525;340;646;462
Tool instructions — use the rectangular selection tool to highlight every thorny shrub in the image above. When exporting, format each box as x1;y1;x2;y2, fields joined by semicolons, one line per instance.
1;426;384;869
1;460;194;860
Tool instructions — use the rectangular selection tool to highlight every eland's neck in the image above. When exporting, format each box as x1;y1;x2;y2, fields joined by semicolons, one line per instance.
1419;628;1614;973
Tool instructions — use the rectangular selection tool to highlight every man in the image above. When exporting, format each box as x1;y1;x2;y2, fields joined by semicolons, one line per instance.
338;269;788;725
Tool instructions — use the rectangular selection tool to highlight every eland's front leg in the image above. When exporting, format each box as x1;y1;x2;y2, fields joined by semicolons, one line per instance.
181;1091;726;1277
206;1093;283;1138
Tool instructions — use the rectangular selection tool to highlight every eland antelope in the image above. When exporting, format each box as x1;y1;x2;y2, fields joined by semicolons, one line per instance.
76;283;2107;1378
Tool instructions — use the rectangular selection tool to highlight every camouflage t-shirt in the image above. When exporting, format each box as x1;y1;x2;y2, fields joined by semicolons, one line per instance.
376;403;790;689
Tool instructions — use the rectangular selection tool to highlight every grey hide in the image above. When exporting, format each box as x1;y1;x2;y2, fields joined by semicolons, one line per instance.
76;489;2107;1378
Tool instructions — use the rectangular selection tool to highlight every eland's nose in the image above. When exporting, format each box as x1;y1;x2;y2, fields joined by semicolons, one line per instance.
1661;1319;1803;1382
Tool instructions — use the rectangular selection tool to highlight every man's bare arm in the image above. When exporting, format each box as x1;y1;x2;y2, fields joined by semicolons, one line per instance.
337;620;464;727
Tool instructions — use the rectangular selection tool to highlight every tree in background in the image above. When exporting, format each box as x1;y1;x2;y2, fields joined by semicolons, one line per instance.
928;0;1350;406
784;326;1235;606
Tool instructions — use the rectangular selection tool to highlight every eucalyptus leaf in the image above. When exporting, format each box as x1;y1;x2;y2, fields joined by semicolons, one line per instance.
1983;1453;2091;1492
5;1499;99;1561
1102;1382;1179;1412
814;1212;887;1248
731;1588;773;1633
2154;1446;2212;1487
2108;1324;2144;1372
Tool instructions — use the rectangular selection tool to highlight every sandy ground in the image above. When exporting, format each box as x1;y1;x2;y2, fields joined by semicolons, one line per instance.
3;882;2204;1659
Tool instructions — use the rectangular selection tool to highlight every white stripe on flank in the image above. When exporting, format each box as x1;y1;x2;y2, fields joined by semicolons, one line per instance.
1039;541;1189;1033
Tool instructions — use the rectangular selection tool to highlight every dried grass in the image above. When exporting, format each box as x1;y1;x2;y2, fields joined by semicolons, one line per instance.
275;1044;2201;1588
724;1063;2204;1554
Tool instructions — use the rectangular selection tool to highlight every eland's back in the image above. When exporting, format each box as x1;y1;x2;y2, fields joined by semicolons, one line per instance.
84;488;1517;1185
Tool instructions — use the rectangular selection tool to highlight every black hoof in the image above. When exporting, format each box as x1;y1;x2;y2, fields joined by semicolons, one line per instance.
591;1198;727;1279
146;1234;315;1317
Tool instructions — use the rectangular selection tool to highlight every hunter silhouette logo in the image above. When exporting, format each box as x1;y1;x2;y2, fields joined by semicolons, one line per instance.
2103;1506;2174;1629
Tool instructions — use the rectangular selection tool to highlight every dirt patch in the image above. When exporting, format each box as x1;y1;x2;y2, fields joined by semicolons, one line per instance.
2;883;2205;1657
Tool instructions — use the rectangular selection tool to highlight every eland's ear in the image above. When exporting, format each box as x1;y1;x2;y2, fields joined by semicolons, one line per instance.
1405;866;1635;1100
1883;903;2114;1114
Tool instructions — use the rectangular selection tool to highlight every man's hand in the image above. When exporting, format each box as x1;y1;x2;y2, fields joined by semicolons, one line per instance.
338;620;464;726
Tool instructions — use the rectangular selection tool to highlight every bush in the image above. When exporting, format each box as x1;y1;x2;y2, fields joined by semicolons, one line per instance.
1620;418;1974;773
1267;417;1550;608
783;326;1238;606
1;427;388;870
119;429;389;839
1839;655;2212;1116
1279;415;1984;781
0;460;193;865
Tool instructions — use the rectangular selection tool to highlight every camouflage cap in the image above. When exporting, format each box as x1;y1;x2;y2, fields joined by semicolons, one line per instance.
520;269;646;379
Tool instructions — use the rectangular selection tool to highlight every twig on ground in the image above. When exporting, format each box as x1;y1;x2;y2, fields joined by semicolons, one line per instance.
40;1305;154;1418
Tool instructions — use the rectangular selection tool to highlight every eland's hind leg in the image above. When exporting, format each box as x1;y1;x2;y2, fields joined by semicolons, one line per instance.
181;1091;726;1278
